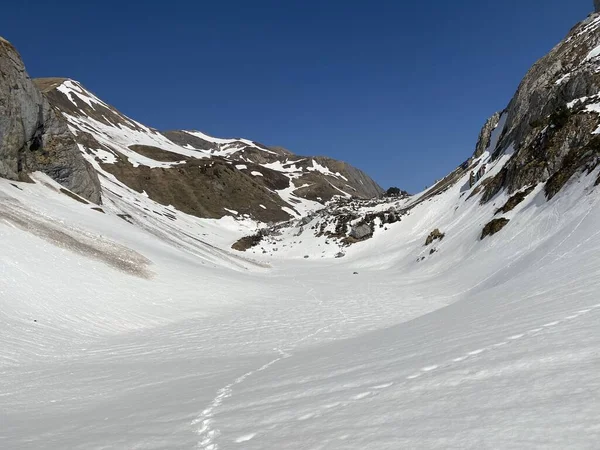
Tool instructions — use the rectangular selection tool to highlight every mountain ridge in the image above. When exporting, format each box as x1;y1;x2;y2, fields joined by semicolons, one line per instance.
34;77;384;222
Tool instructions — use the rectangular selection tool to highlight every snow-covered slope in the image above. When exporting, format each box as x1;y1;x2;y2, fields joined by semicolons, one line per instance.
2;137;600;449
3;7;600;450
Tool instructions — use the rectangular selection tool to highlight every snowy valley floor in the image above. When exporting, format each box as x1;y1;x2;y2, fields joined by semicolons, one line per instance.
1;173;600;449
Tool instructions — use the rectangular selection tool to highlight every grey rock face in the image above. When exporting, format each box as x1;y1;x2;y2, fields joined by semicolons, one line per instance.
474;112;501;158
349;223;372;240
479;13;600;202
595;0;600;13
0;38;100;203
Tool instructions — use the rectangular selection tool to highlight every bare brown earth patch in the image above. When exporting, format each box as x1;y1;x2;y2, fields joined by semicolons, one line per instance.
100;155;293;222
128;145;188;162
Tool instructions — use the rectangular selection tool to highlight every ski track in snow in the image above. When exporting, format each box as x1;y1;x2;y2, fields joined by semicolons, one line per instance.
289;301;600;421
193;292;600;449
195;300;600;446
193;278;349;449
192;348;291;449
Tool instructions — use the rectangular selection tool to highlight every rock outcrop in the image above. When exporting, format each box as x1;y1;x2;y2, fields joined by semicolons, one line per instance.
480;14;600;203
474;112;501;158
595;0;600;13
0;38;101;203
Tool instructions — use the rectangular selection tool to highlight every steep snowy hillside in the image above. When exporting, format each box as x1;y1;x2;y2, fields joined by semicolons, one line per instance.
34;78;383;223
2;6;600;450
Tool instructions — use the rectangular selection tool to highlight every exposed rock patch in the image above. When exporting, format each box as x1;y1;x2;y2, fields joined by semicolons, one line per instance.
425;229;445;246
474;112;501;158
481;218;510;240
0;40;101;203
495;185;536;215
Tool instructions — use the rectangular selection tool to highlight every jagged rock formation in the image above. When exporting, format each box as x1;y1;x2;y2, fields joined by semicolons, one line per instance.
0;38;101;203
474;112;501;158
480;14;600;202
35;78;383;222
595;0;600;13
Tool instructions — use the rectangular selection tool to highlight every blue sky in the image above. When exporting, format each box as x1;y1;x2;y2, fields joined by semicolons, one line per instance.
1;0;592;192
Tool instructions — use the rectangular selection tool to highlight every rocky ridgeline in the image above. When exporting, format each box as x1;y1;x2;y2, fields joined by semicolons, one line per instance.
0;38;100;203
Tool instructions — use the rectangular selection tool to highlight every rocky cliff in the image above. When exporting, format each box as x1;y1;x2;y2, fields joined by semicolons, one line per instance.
478;11;600;202
0;38;101;203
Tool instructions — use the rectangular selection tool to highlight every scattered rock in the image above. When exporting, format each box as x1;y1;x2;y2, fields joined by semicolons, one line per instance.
117;213;134;224
232;229;267;251
425;229;445;246
349;223;373;241
495;185;536;215
481;218;510;240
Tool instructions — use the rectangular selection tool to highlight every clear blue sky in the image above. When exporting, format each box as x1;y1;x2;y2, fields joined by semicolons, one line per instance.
0;0;592;192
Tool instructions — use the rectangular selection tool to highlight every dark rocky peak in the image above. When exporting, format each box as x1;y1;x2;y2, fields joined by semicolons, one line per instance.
595;0;600;13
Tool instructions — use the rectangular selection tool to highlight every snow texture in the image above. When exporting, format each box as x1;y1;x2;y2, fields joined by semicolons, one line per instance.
2;79;600;450
2;143;600;449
